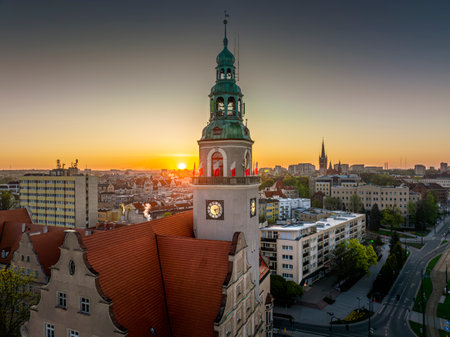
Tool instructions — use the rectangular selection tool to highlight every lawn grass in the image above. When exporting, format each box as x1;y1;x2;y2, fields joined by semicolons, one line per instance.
437;280;450;320
442;240;448;245
377;229;410;238
409;321;423;336
413;254;442;313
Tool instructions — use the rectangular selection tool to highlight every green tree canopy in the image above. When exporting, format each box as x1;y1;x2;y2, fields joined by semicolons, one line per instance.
0;268;39;337
332;239;378;282
381;207;404;229
323;196;343;211
0;191;15;210
369;204;382;231
259;178;275;191
349;193;363;213
270;275;304;306
162;211;172;218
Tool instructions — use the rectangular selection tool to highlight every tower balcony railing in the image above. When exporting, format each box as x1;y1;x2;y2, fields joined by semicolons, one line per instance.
192;176;261;185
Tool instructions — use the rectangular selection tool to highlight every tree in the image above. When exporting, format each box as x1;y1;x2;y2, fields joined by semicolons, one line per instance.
323;196;343;211
369;204;382;231
331;239;378;282
381;207;404;230
349;193;363;213
162;211;172;218
424;192;439;227
270;275;303;306
0;191;15;210
282;175;296;187
0;268;39;337
407;201;417;227
259;214;267;223
259;178;275;191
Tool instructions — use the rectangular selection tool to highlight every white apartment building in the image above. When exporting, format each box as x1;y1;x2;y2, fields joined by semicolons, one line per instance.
331;184;420;215
278;198;311;220
260;212;365;285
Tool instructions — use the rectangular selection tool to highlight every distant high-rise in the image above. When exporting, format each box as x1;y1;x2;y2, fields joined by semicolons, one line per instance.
319;139;328;176
19;160;98;228
440;162;448;174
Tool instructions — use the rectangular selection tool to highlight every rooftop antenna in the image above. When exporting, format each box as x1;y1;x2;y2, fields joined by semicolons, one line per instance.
234;32;240;81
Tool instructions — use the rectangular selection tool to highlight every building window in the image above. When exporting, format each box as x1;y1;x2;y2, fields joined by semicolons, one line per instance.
80;297;90;314
68;330;79;337
282;255;293;260
57;292;67;309
45;323;55;337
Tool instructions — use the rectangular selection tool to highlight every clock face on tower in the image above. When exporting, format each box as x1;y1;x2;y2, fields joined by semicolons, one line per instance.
250;198;256;217
206;200;224;220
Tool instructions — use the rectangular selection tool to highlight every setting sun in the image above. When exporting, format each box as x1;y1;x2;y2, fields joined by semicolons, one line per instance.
177;163;187;170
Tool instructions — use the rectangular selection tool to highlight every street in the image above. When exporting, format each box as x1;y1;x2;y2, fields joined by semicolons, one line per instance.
275;214;450;337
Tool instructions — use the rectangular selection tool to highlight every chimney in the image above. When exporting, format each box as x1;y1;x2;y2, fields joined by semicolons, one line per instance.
22;223;26;233
43;226;48;233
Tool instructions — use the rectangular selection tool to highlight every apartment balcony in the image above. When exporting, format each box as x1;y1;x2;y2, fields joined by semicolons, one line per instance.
262;246;276;252
192;176;261;185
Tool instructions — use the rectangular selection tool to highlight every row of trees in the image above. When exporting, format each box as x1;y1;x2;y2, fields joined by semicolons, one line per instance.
259;175;310;198
368;192;439;232
359;173;399;187
371;241;406;297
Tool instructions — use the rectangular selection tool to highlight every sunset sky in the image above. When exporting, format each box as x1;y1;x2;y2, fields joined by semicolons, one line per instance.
1;0;449;170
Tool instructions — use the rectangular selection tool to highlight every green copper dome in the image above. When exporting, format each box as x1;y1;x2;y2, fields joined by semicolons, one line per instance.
210;81;242;97
216;44;235;66
200;119;252;141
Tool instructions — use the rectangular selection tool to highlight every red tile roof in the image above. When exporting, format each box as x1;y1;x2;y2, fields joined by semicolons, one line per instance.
30;231;66;276
157;235;231;337
83;211;194;337
0;208;31;226
259;255;270;282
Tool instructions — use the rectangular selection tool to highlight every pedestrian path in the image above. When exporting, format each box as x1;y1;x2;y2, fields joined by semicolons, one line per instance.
409;310;450;332
275;244;388;325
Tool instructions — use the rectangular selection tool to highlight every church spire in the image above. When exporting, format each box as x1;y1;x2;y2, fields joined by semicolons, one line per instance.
321;138;326;157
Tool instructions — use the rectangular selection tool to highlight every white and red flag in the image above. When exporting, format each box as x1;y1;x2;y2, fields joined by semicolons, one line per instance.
230;161;236;177
245;166;250;176
213;161;220;177
198;162;203;176
254;162;258;176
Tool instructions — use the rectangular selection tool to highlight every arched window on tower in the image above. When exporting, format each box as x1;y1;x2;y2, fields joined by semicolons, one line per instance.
244;152;251;176
211;152;224;177
216;97;225;116
226;68;232;79
227;97;235;116
220;69;225;80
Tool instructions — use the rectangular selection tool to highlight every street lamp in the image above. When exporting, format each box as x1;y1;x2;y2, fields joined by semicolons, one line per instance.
327;312;335;336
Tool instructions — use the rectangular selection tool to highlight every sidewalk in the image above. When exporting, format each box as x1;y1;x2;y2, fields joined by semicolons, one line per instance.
275;244;389;325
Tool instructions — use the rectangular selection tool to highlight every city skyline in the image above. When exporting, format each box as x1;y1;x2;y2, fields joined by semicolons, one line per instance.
1;0;449;170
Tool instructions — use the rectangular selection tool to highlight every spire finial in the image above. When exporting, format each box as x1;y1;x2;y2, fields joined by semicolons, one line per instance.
223;10;229;48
